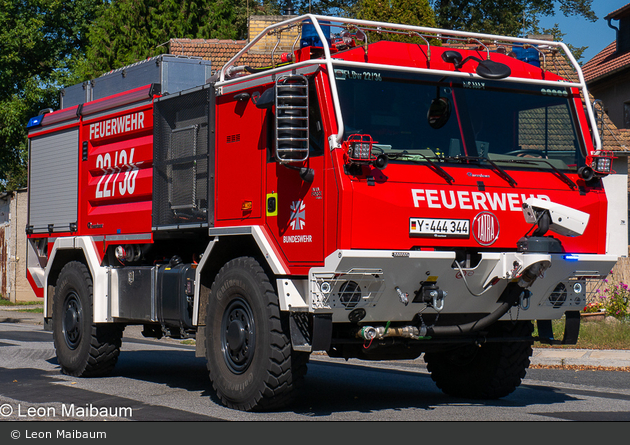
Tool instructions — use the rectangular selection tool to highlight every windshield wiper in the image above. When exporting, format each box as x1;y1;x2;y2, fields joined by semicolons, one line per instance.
442;155;517;187
496;158;577;190
480;156;517;187
388;151;455;184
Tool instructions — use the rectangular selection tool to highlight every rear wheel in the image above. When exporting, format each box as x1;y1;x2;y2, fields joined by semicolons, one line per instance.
52;261;123;377
424;321;533;399
205;257;308;411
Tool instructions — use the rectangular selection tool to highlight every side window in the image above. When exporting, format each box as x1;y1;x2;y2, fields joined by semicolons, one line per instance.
266;107;275;163
308;81;325;157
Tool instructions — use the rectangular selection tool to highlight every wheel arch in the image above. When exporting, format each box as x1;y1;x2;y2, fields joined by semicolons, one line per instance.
194;229;284;328
44;237;107;322
45;249;88;320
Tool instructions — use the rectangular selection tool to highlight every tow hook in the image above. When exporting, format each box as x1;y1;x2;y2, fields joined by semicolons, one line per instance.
432;291;445;311
413;281;447;311
520;290;531;310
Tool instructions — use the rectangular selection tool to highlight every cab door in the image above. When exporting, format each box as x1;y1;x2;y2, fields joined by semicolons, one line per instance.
265;76;327;264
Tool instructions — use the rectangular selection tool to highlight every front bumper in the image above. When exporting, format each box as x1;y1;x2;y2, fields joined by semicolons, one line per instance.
299;250;616;323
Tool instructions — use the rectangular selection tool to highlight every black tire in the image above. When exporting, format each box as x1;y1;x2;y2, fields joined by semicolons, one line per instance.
424;321;533;399
205;257;308;411
52;261;123;377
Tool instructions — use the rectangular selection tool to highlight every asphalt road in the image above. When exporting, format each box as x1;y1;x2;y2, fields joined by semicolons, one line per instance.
2;321;630;423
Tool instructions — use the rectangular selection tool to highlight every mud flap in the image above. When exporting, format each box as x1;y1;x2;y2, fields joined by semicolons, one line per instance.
561;311;581;345
537;310;580;345
290;313;311;352
290;313;332;352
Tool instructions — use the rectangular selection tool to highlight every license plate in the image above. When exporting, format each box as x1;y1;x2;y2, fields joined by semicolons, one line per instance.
410;218;470;238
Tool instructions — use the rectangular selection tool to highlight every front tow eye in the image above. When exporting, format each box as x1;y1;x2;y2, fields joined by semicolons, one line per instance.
395;286;409;306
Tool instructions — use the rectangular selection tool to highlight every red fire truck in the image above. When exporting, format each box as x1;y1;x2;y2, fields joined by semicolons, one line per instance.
25;15;627;411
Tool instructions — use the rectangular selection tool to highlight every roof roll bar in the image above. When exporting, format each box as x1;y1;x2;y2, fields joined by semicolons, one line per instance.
216;14;600;151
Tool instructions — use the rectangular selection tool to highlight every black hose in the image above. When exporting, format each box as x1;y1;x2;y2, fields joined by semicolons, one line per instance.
425;282;523;337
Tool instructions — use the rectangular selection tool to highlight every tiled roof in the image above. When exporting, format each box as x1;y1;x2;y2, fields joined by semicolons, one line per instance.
580;41;630;151
167;38;280;73
599;112;630;151
605;3;630;20
581;41;630;83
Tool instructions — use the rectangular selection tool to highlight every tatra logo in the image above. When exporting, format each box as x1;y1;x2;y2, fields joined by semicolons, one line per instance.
467;172;490;178
473;212;500;246
289;200;306;230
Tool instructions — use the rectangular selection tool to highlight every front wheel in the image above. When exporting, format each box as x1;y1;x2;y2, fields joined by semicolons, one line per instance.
205;257;308;411
52;261;123;377
424;321;533;399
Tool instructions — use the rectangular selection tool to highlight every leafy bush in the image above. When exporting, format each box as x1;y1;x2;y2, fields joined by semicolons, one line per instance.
603;282;630;320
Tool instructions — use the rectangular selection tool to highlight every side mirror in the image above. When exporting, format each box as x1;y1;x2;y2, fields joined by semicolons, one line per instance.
441;51;463;67
441;50;511;80
427;97;451;129
475;59;511;79
253;88;275;109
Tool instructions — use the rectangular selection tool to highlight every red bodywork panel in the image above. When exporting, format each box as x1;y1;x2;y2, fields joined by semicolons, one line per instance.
80;105;154;237
341;153;605;253
214;90;266;223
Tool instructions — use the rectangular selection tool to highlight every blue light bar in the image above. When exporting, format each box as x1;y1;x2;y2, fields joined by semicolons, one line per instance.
563;254;579;261
27;116;42;128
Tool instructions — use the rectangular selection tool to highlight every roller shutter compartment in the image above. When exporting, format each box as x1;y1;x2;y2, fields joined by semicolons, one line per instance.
28;127;79;234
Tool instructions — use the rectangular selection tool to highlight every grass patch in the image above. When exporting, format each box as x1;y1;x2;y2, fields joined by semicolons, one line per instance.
16;308;44;314
0;299;42;306
180;339;196;346
534;317;630;350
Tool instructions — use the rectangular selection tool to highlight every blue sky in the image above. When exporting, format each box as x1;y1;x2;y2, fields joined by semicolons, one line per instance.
538;1;630;63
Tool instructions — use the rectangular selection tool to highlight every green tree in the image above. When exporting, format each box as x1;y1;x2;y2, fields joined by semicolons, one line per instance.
357;0;437;43
80;0;281;80
358;0;436;25
431;0;597;37
0;0;102;191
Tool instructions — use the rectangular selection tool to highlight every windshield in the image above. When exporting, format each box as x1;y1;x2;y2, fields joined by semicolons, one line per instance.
334;66;586;171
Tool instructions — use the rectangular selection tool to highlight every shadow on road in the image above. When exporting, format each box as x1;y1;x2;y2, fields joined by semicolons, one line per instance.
91;348;579;416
